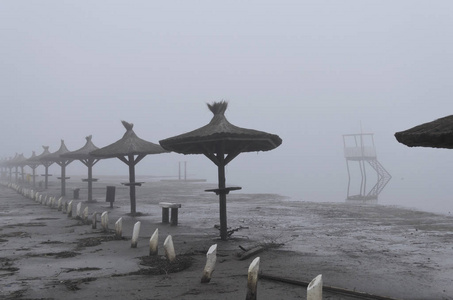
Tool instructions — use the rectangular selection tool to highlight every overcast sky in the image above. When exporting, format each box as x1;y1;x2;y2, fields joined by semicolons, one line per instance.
1;1;453;214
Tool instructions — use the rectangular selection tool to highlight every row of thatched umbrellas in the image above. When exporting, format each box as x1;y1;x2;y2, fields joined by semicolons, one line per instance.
1;101;282;241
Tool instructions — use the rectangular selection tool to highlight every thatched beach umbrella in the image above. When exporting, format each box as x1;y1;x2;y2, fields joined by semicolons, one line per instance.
0;157;7;179
14;153;28;183
40;140;73;197
159;101;282;240
61;135;100;202
90;121;168;215
27;146;52;188
395;115;453;149
6;153;20;183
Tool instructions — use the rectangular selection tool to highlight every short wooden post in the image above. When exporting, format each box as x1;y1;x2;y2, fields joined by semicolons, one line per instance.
246;257;260;300
163;235;176;262
170;208;179;226
149;228;158;256
115;217;123;239
307;274;322;300
131;221;141;248
67;200;73;218
101;211;109;231
201;244;217;283
162;207;169;224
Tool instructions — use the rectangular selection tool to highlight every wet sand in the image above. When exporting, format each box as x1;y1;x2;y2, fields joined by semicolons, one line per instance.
1;176;453;299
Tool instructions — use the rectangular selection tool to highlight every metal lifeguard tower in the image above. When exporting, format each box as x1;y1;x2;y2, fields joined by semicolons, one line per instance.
343;133;391;202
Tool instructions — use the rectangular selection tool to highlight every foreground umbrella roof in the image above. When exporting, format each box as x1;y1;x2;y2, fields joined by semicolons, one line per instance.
159;101;282;154
395;115;453;149
61;135;99;160
90;121;167;158
40;140;71;162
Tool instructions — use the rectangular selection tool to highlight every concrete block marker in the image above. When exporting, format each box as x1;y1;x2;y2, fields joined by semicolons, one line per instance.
163;235;176;263
76;202;82;218
201;244;217;283
131;221;141;248
246;257;260;300
307;274;322;300
101;212;109;232
83;207;89;223
115;217;123;239
149;228;158;256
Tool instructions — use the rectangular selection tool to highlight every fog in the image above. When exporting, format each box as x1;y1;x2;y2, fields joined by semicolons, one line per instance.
1;1;453;214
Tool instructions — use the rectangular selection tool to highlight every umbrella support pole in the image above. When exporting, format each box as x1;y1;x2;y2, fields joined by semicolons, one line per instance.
218;160;227;241
128;158;136;215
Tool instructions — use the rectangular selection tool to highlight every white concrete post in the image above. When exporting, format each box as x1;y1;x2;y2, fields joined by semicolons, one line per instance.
83;207;89;223
67;200;73;217
131;221;141;248
57;197;63;211
76;202;82;218
101;211;109;231
307;274;323;300
246;257;260;300
163;235;176;263
115;217;123;239
92;212;99;229
201;244;217;283
50;197;56;208
149;228;158;256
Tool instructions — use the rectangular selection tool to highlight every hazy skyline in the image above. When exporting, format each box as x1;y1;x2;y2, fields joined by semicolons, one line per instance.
1;1;453;214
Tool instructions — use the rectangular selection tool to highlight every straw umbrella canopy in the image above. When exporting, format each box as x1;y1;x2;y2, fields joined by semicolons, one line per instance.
395;115;453;149
14;153;29;183
0;157;7;179
159;101;282;240
40;140;73;197
61;135;100;202
27;146;52;188
90;121;168;215
6;153;20;183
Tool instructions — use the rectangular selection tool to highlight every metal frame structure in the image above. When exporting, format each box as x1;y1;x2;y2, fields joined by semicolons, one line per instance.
343;133;391;201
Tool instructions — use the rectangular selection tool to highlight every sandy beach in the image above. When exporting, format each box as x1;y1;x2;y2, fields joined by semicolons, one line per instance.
1;176;453;300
